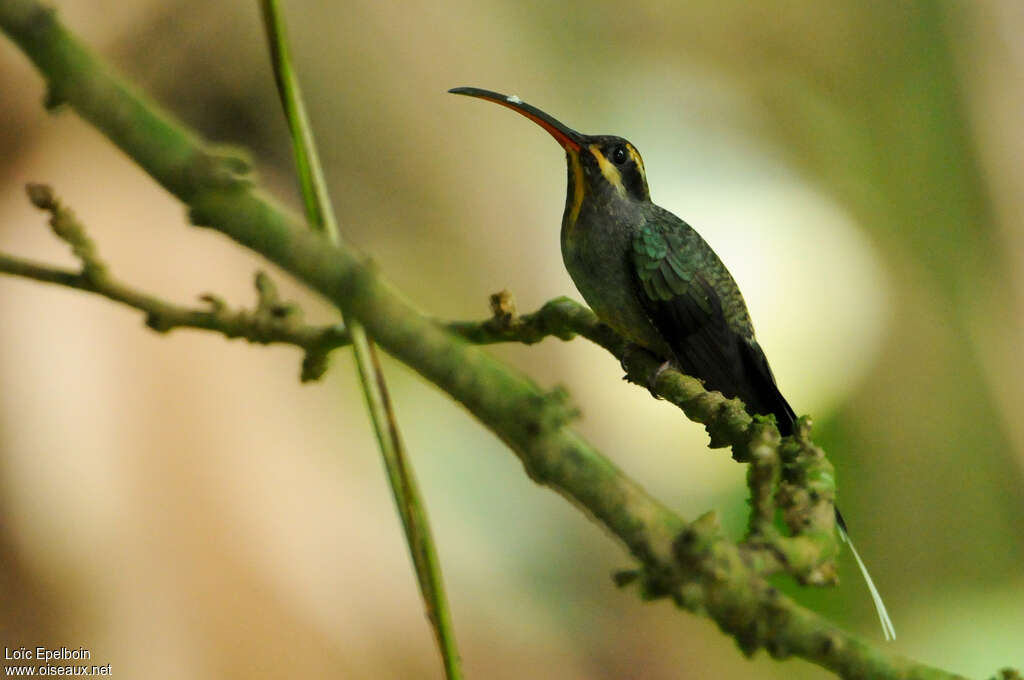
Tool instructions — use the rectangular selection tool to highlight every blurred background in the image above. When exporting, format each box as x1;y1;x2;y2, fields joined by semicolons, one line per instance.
1;1;1022;678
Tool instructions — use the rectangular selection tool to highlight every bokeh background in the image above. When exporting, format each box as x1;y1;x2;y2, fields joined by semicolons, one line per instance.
1;1;1022;678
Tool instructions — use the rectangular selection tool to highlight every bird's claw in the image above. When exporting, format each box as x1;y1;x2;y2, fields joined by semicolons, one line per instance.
646;359;674;399
619;344;638;374
620;344;673;399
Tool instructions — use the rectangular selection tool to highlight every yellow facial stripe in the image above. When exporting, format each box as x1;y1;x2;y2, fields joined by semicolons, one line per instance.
568;148;585;228
588;144;626;197
626;143;646;179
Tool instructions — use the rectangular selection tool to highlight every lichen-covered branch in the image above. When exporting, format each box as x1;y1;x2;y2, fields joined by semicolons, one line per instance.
0;206;847;578
0;2;1002;678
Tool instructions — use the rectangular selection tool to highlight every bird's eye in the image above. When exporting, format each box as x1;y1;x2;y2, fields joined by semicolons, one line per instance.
611;145;629;165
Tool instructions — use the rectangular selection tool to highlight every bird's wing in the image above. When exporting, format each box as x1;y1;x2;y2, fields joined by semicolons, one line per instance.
631;221;796;431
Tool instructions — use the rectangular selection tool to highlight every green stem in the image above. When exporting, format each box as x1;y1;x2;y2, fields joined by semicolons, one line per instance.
257;1;463;677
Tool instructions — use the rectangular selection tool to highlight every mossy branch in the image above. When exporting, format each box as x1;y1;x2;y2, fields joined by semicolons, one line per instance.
0;2;1013;678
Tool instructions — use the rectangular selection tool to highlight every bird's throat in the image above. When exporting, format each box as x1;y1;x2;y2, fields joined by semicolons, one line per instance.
565;149;586;232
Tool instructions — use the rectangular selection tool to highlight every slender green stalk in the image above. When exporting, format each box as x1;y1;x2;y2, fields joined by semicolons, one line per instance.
258;2;463;677
259;0;333;237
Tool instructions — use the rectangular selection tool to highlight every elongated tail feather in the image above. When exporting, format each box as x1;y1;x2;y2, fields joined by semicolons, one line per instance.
838;522;896;640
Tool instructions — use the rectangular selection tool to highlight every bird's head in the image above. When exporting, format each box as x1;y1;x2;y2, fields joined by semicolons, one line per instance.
449;87;650;228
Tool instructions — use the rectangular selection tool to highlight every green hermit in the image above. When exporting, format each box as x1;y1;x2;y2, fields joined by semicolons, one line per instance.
450;86;895;641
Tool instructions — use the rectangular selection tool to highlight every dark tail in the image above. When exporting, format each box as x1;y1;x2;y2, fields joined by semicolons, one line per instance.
737;338;796;436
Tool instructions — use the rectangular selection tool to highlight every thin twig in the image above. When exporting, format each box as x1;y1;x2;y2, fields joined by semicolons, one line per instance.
0;247;598;381
5;184;341;381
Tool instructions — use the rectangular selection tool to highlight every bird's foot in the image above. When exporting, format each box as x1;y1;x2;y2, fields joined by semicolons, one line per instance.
620;344;674;399
618;343;641;374
646;359;674;399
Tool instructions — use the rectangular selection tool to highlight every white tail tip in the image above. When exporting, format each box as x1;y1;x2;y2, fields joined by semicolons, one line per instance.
839;524;896;641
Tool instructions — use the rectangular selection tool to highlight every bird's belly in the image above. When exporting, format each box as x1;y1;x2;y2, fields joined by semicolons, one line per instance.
561;239;673;358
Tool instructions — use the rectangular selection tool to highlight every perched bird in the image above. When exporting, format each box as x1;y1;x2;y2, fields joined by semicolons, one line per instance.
450;86;895;640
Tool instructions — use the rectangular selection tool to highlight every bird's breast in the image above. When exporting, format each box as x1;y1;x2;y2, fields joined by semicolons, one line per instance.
560;204;673;357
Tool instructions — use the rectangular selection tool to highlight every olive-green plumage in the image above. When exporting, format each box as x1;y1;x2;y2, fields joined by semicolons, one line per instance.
558;135;796;431
449;86;895;640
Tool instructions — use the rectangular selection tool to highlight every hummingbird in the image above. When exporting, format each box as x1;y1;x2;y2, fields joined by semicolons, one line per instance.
450;86;895;640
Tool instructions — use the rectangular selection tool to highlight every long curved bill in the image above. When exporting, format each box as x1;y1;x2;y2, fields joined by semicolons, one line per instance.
448;87;583;152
